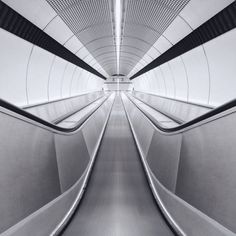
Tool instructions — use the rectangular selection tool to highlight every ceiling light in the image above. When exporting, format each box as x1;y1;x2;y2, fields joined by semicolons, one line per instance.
115;0;122;75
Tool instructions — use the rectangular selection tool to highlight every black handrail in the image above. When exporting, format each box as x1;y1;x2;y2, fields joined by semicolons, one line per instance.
132;90;213;109
128;94;183;125
23;91;103;109
0;94;111;133
53;95;105;124
1;92;235;134
125;93;236;133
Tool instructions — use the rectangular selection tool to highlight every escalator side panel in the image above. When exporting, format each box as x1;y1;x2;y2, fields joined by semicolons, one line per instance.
0;112;61;233
1;94;115;236
122;92;235;236
55;131;90;192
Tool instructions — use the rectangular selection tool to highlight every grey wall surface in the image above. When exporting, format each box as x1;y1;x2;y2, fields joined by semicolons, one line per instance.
0;111;61;233
147;132;182;192
176;114;236;231
55;131;90;192
0;26;104;107
132;27;236;108
2;175;85;236
0;93;114;234
122;92;236;235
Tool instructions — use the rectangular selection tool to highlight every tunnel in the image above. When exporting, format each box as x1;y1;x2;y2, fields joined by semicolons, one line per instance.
0;0;236;235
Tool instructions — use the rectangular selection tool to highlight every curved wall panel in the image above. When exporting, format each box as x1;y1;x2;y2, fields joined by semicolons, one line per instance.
160;63;175;98
153;36;172;54
85;74;92;92
64;36;83;54
61;63;76;98
0;29;103;107
70;68;82;96
130;1;235;107
48;57;67;101
44;16;74;45
2;0;57;29
80;72;89;94
77;71;85;94
180;0;234;30
133;27;236;108
143;74;150;92
74;70;84;95
163;16;192;45
0;0;104;107
205;28;236;106
148;71;158;94
129;0;234;79
0;29;31;106
76;47;90;61
27;46;55;104
1;0;107;79
169;56;188;101
82;73;90;93
154;67;166;96
182;45;210;105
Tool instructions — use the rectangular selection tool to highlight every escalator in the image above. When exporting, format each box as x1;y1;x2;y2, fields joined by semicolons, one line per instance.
0;92;236;236
61;94;175;236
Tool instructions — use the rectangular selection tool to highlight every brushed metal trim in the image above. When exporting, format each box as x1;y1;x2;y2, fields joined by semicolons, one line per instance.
121;92;186;236
50;93;116;235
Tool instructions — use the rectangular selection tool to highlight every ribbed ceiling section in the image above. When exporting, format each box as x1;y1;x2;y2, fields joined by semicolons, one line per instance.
46;0;115;75
120;0;190;75
46;0;190;76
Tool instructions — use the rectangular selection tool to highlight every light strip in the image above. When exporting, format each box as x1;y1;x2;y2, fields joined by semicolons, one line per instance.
115;0;122;75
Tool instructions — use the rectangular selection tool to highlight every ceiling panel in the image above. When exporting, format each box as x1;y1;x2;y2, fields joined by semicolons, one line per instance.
46;0;115;75
46;0;190;76
122;0;190;76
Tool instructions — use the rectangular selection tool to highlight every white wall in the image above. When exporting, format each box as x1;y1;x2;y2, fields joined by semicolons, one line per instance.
133;0;236;107
133;28;236;107
0;0;105;107
204;29;236;106
0;28;104;107
2;0;108;78
128;0;234;79
0;30;31;106
27;46;55;104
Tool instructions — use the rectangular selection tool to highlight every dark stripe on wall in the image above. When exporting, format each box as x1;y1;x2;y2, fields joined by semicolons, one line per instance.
130;2;236;80
0;1;106;80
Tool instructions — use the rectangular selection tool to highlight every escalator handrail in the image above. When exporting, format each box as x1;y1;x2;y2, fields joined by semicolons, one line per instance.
53;95;106;124
125;92;236;133
132;90;214;109
121;93;186;236
0;94;111;133
21;91;103;109
130;94;183;125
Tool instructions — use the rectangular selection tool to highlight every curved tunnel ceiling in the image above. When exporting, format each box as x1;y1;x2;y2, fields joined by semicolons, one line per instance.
1;0;234;89
46;0;190;76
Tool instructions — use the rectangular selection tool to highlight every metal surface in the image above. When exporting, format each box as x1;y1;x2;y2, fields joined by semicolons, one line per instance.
62;95;174;236
25;91;104;123
0;93;115;236
131;91;211;123
122;92;185;236
122;91;236;235
50;94;115;236
0;111;61;233
46;0;189;76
